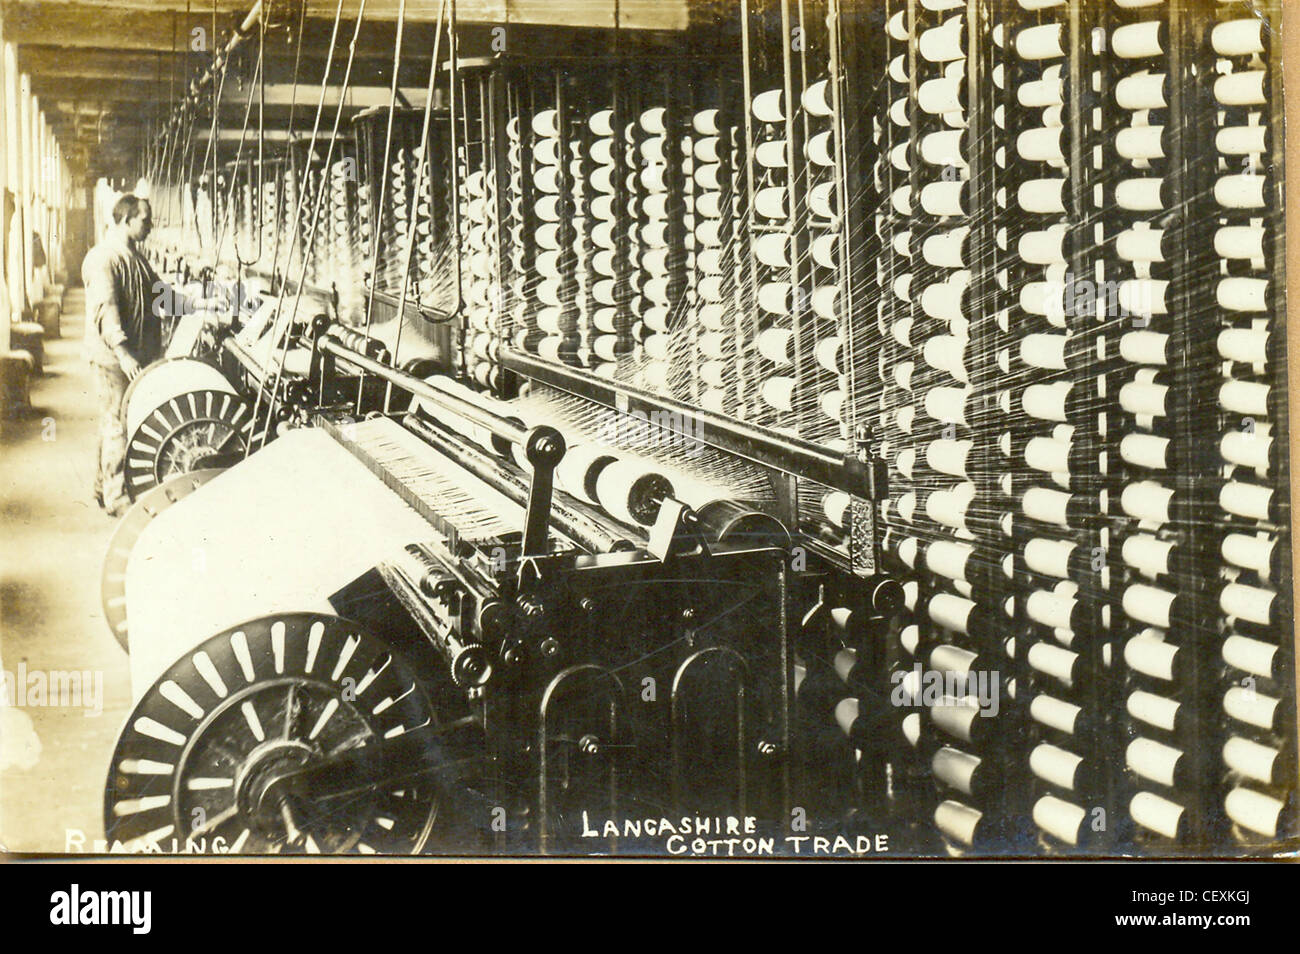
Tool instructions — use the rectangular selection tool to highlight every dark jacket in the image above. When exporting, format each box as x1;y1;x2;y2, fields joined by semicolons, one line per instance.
82;235;165;368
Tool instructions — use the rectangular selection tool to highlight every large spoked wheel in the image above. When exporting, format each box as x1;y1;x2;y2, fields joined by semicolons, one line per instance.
101;468;223;653
105;613;440;855
124;389;252;498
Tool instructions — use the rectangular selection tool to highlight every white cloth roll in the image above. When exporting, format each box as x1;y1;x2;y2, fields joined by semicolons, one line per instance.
125;359;237;439
125;430;443;700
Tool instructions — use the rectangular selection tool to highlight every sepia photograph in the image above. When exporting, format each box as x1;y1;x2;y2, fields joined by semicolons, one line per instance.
0;0;1295;864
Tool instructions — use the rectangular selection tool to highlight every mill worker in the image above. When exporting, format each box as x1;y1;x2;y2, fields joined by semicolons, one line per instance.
83;194;173;516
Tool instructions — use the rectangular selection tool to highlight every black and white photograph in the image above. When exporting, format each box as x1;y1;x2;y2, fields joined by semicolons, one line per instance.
0;0;1295;864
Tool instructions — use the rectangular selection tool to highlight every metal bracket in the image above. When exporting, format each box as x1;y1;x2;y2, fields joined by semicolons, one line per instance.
521;425;565;558
647;498;711;563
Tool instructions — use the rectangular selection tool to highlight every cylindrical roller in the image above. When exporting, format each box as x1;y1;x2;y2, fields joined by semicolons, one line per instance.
555;442;618;506
595;459;675;527
695;499;789;548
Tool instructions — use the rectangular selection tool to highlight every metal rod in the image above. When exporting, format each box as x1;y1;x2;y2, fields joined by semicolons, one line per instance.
503;347;868;494
321;335;531;447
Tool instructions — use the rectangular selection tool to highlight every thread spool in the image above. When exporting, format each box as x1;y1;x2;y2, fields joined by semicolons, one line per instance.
934;801;982;849
1222;635;1278;680
757;328;794;366
1120;433;1170;470
751;89;785;123
1219;481;1274;522
921;227;968;269
919;16;964;63
1223;738;1280;786
815;337;842;374
1130;792;1184;840
1223;686;1279;731
811;285;840;322
534;307;568;335
1213;18;1267;58
1127;690;1180;733
639;107;667;135
590;221;616;250
1020;333;1068;372
693;109;720;136
925;483;974;531
920;181;966;217
757;282;794;316
918;76;963;115
1217;327;1268;365
1113;177;1166;212
801;79;834;117
641;221;670;249
536;336;570;364
698;332;730;360
1113;21;1165;59
534;165;562;194
693;137;722;164
1018;67;1064;108
697;249;725;275
1126;737;1184;788
588;165;616;195
920;129;965;168
591;307;621;335
699;360;728;388
1116;71;1167;110
820;391;845;422
699;389;728;414
1018;178;1066;214
809;182;837;218
1030;695;1082;735
1015;23;1065;59
639;135;668;164
920;276;969;322
695;192;723;219
1217;277;1269;313
755;139;790;169
532;109;560;138
533;137;563;166
754;233;791;268
806;131;835;166
1017;126;1065;163
642;276;673;305
760;376;797;413
755;186;788;220
640;165;668;192
642;306;671;334
822;491;850;530
588;109;614;137
1225;787;1284;838
1214;71;1267;107
1116;125;1166;161
1220;582;1275;627
810;233;839;270
921;439;968;478
588;138;616;166
888;54;909;84
1215;380;1267;425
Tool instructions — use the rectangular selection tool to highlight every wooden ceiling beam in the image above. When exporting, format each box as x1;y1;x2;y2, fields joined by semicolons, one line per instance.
1;0;692;53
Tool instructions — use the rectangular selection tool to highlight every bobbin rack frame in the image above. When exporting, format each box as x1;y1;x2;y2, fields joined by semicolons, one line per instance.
133;0;1296;857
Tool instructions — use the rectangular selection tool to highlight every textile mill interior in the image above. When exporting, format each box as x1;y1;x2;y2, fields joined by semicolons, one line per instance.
0;0;1295;859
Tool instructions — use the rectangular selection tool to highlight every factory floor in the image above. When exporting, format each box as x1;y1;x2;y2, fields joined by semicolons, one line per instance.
0;288;132;853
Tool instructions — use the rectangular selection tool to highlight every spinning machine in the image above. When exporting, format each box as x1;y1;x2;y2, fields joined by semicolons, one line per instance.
100;0;1294;857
